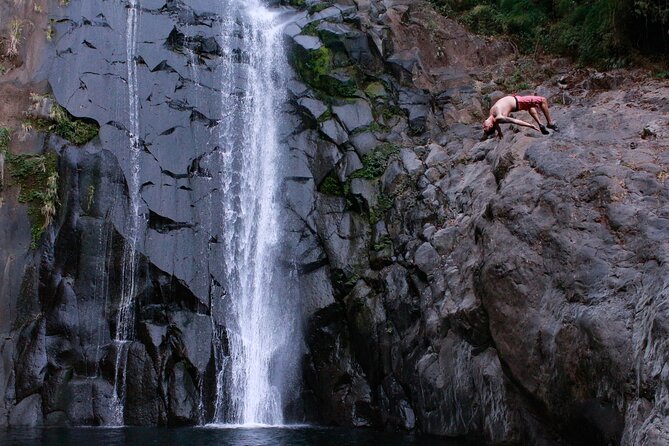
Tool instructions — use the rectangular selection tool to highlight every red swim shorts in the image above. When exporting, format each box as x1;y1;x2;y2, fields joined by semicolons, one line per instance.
515;95;544;111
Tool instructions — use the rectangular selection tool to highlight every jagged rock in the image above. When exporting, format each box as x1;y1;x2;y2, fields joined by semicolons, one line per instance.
293;35;323;51
297;97;328;121
350;132;378;157
9;394;42;427
124;342;164;425
332;100;374;132
319;118;349;145
167;361;199;425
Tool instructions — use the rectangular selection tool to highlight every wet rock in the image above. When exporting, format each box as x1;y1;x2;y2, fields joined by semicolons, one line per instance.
167;361;199;425
9;394;42;427
124;342;164;425
293;35;323;51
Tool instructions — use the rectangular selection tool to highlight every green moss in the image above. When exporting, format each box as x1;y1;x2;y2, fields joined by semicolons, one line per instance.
1;128;59;248
373;235;392;251
369;194;393;224
27;102;99;145
317;109;333;123
364;82;387;99
308;2;331;14
290;42;359;97
291;45;331;86
301;22;320;36
0;127;10;152
350;143;400;180
318;172;349;196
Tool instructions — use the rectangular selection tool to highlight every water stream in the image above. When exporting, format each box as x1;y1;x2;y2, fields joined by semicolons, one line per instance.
212;0;299;426
111;0;142;425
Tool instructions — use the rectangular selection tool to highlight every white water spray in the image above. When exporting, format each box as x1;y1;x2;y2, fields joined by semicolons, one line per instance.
212;0;299;426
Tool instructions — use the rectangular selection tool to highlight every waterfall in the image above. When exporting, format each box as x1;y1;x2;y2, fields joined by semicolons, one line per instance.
211;0;300;426
111;0;142;425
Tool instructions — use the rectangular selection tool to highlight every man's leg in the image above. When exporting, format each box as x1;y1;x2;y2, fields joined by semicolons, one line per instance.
528;107;542;126
539;98;554;126
529;107;550;134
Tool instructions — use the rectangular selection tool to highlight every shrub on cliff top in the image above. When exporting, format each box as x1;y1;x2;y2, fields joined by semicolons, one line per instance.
430;0;668;67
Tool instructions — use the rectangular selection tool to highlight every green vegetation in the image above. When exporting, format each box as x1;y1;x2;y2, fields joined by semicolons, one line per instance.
0;128;59;248
290;44;359;97
318;143;403;224
350;143;400;180
308;1;331;14
373;235;392;251
429;0;669;67
318;172;349;196
369;194;393;224
27;102;99;145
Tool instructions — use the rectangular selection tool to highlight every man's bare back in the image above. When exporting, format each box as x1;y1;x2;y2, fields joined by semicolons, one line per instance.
482;95;557;140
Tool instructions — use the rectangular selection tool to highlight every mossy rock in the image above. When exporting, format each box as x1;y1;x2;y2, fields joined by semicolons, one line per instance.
1;128;59;248
28;103;99;145
350;142;400;180
364;82;387;99
290;44;359;97
318;172;349;196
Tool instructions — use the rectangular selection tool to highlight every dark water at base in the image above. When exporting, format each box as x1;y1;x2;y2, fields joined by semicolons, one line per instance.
0;427;478;446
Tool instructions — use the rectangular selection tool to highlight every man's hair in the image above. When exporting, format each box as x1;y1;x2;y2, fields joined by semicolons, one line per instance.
481;127;496;141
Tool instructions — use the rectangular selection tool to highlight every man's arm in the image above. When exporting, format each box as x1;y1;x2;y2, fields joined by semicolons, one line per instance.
494;122;503;139
495;116;539;131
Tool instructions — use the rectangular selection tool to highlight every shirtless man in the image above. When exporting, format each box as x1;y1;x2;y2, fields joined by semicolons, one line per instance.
482;95;558;140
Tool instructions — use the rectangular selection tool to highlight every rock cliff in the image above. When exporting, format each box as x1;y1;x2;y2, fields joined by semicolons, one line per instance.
0;0;667;444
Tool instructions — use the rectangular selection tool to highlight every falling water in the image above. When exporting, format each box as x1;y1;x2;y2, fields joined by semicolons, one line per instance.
212;0;299;426
111;0;142;425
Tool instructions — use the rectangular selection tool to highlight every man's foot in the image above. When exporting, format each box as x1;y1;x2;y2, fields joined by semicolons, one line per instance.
547;123;559;132
539;125;550;135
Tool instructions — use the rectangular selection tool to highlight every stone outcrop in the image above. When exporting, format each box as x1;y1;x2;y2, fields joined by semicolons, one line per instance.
0;0;667;444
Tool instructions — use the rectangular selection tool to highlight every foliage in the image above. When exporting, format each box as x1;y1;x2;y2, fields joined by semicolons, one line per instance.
0;128;59;248
0;127;10;151
318;172;349;196
373;235;392;251
429;0;669;67
369;194;393;224
27;103;99;145
309;1;331;14
350;143;400;180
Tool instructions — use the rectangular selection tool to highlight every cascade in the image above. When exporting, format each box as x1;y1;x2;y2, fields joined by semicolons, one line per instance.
111;0;142;424
211;0;300;426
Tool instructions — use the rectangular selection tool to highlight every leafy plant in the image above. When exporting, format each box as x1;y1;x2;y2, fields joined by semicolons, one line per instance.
1;128;59;248
350;143;400;180
27;102;99;145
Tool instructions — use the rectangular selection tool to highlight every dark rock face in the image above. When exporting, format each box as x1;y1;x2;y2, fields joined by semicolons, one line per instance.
1;0;668;444
282;1;669;446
